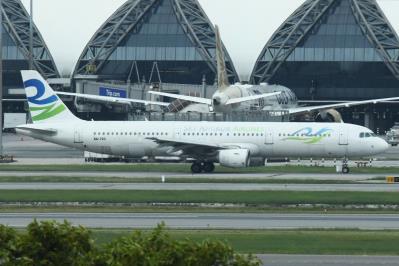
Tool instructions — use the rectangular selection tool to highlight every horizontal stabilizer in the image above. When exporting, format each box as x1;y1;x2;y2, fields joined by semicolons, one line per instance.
16;126;57;135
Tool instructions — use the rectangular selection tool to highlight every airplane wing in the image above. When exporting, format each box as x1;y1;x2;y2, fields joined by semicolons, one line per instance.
225;92;281;105
56;92;170;107
289;96;399;115
147;137;225;158
148;91;212;105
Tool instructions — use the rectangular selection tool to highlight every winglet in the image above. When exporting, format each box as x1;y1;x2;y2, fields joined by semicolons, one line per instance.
215;25;229;90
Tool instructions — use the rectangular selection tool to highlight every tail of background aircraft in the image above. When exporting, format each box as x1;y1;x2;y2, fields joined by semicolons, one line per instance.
214;25;230;90
21;70;80;124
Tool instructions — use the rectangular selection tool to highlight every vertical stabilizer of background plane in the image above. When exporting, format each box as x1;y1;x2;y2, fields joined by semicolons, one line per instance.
21;70;80;124
215;25;230;90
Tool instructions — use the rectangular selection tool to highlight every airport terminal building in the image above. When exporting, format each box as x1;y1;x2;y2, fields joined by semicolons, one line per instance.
72;0;238;118
1;0;59;113
251;0;399;132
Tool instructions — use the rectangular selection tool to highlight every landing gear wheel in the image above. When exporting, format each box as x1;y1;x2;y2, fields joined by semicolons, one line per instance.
203;162;215;173
191;163;203;174
342;166;350;174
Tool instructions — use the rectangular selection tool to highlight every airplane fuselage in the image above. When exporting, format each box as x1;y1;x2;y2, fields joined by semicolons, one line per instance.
206;83;297;113
17;121;388;161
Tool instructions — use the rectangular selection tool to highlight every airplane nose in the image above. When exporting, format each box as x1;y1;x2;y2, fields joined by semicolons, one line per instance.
378;139;389;153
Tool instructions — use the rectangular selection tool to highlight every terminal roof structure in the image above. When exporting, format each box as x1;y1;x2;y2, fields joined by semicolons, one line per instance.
74;0;239;85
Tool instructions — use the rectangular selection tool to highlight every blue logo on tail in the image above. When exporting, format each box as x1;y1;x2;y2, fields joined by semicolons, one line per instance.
24;79;58;105
24;79;65;121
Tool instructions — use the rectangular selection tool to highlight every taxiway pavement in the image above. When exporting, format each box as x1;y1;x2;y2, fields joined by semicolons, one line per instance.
0;182;398;191
260;254;399;266
0;171;393;181
2;213;399;230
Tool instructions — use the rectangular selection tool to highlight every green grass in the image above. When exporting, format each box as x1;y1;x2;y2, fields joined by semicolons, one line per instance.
0;176;360;184
0;164;398;174
1;190;399;205
92;229;399;255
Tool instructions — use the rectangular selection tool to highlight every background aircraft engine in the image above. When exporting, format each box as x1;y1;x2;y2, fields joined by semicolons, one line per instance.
315;109;343;123
218;149;250;168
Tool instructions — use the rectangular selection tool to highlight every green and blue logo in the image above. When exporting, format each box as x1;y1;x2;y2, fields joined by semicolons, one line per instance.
283;127;333;144
25;79;65;122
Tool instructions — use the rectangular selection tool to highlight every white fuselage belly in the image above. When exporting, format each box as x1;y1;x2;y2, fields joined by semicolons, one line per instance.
17;121;386;159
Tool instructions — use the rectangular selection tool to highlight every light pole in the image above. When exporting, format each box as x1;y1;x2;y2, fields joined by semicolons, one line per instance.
29;0;33;70
0;0;3;156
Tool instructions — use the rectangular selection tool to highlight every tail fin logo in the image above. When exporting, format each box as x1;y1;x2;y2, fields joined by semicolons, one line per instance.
24;79;66;121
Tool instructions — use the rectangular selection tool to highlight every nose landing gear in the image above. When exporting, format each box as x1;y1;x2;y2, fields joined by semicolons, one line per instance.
342;158;350;174
191;162;215;174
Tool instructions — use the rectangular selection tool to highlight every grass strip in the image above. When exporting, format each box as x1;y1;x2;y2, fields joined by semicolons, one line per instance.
0;164;398;174
92;229;399;255
0;176;360;184
0;190;399;205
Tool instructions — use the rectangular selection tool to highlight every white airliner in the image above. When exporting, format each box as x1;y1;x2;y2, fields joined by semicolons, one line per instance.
16;71;388;174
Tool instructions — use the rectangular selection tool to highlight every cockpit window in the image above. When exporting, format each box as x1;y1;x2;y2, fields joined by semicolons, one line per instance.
360;132;377;138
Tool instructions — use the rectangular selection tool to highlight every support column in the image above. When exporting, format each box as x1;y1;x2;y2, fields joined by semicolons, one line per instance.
364;109;375;130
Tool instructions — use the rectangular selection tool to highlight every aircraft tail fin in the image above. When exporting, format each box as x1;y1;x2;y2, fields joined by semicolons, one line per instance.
215;25;230;90
21;70;80;124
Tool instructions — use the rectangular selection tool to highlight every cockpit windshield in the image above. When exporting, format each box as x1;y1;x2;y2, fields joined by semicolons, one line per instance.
359;132;377;138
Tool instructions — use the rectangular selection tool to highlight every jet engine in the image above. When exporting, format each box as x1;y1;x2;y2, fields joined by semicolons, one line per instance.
315;109;343;123
218;149;250;168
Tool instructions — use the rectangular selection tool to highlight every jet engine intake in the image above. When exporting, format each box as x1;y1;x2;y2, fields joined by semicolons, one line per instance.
218;149;250;168
315;109;343;123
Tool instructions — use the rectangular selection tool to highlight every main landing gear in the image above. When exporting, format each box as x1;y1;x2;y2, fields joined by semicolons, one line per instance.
191;162;215;174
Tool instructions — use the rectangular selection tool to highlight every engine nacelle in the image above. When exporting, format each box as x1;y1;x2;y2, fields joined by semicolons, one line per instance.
218;149;250;168
315;109;343;123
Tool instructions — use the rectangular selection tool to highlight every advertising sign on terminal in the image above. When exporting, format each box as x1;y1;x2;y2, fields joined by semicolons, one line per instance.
99;87;127;98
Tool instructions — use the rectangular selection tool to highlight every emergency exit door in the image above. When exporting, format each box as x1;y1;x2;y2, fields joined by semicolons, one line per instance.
265;131;274;145
74;130;83;144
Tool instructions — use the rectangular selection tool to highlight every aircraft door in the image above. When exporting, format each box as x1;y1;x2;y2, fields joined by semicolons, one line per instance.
339;131;348;145
74;129;83;144
265;131;274;145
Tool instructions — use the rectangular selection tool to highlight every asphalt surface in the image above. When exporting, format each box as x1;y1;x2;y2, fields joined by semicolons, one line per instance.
0;171;393;181
2;213;399;230
1;182;399;191
260;254;399;266
3;133;82;159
